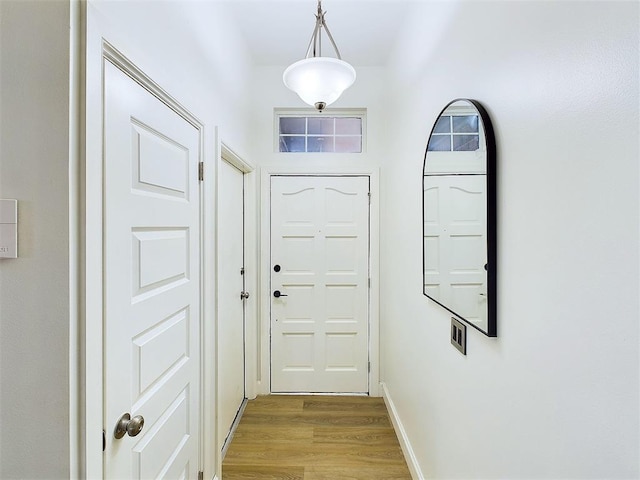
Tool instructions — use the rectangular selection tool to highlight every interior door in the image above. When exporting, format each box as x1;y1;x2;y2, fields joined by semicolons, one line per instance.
270;176;370;393
218;159;246;449
424;175;487;323
103;60;201;479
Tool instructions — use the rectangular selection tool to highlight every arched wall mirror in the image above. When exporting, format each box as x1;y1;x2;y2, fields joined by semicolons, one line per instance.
422;99;497;337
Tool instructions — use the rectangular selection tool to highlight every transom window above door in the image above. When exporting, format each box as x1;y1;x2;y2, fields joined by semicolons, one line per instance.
276;110;365;153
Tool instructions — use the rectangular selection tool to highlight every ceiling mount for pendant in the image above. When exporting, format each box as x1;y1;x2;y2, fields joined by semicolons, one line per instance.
283;0;356;112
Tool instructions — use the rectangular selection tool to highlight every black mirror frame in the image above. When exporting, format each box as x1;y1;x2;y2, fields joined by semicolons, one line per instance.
422;98;497;337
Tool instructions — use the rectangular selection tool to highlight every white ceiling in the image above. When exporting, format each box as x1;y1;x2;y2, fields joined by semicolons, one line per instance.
222;0;414;67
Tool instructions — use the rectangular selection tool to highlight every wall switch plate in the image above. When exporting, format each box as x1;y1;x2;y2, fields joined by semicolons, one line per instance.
451;317;467;355
0;199;18;258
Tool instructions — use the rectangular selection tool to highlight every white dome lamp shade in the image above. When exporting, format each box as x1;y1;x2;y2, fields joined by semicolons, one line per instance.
283;58;356;111
283;1;356;111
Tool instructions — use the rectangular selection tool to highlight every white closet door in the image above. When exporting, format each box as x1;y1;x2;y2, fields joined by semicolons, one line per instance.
103;60;201;479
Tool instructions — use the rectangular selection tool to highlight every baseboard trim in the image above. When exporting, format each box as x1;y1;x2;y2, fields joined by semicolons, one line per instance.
221;398;249;459
381;382;424;480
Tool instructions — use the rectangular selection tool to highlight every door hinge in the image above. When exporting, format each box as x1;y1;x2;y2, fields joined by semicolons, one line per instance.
368;277;371;288
368;191;371;204
240;267;245;275
102;429;106;452
368;361;371;373
198;162;204;181
198;471;204;480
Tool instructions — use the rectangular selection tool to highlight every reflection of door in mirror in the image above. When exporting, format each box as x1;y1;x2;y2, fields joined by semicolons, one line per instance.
424;176;486;326
422;99;497;337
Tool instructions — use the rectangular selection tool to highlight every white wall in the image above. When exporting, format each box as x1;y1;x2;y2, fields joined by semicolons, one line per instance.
0;1;72;477
380;1;639;478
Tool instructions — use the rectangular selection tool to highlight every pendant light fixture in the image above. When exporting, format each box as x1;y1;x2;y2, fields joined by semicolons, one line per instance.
283;0;356;112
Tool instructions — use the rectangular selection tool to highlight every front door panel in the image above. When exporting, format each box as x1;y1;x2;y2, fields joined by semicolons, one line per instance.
270;176;370;393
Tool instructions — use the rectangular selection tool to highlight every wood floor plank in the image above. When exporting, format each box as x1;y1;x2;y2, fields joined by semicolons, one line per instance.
230;425;314;445
312;426;400;445
222;465;304;480
237;412;391;428
303;466;412;480
224;443;407;467
222;395;412;479
303;397;388;412
244;396;305;414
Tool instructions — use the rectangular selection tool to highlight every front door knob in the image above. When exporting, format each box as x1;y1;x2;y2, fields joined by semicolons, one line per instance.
114;412;145;439
273;290;288;298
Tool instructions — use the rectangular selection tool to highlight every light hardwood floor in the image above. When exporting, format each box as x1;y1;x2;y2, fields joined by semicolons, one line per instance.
222;395;412;480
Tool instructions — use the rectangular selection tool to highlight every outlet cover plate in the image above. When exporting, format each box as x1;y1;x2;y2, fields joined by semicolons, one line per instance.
451;317;467;355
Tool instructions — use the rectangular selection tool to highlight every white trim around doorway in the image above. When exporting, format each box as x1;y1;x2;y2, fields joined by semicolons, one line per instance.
256;165;380;397
219;143;258;403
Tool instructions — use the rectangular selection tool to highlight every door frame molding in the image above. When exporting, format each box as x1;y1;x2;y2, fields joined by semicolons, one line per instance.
216;143;256;466
82;38;214;478
220;144;258;402
257;166;380;397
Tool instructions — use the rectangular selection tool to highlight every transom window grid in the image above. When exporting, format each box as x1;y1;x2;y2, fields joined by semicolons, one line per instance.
278;115;363;153
427;114;480;152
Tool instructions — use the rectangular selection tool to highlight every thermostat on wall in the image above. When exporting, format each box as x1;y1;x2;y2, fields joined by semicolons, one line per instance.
0;199;18;259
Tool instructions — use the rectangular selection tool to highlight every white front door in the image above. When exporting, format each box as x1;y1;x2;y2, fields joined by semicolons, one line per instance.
424;175;487;324
103;60;201;479
270;176;370;393
218;159;246;448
